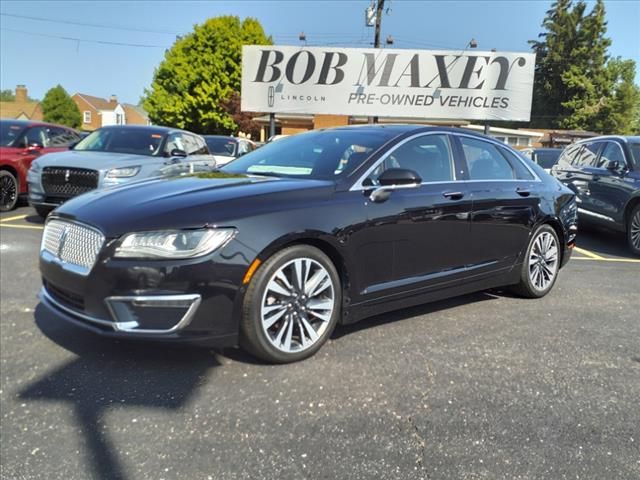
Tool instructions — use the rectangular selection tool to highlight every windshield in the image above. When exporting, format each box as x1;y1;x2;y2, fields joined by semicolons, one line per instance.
73;127;168;156
205;137;237;157
534;150;562;169
223;129;396;179
0;120;27;147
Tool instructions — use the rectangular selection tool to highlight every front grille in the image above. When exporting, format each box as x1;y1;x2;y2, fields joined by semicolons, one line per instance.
42;219;104;272
42;167;99;197
44;280;85;311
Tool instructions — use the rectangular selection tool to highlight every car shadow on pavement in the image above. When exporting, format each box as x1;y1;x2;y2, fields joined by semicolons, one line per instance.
20;304;221;480
576;224;637;259
332;291;495;339
24;213;45;225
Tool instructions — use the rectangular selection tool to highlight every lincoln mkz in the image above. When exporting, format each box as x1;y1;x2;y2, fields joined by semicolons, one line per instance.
38;125;578;363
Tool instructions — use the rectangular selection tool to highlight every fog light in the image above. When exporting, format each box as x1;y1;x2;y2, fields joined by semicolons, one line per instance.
105;294;201;333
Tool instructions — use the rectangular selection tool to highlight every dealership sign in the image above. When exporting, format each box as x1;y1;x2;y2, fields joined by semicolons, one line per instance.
241;45;536;121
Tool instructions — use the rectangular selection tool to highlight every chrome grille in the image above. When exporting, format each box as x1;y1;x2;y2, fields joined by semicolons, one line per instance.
41;219;104;273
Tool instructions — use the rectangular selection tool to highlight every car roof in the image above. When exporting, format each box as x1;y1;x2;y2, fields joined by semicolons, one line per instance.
0;118;77;130
317;124;513;143
575;135;640;144
97;124;192;135
203;135;239;141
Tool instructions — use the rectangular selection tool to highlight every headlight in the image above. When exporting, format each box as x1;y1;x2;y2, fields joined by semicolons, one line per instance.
106;166;141;179
29;161;41;173
114;228;236;259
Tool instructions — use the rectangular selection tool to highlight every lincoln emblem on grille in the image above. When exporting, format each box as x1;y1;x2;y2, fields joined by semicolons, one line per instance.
64;170;71;182
58;225;69;256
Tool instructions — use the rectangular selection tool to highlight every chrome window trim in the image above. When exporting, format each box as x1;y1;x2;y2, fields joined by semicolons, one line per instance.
349;131;457;191
104;294;202;334
349;131;541;191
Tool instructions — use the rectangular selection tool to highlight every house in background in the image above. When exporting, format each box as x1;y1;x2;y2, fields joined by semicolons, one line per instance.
71;93;150;131
0;85;43;120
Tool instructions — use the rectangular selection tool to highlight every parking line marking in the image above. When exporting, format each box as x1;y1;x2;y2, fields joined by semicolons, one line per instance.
573;246;606;260
0;214;28;223
573;257;640;264
0;224;44;231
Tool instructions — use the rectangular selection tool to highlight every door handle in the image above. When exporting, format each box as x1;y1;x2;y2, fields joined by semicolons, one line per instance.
566;173;574;178
592;175;601;181
516;187;531;197
442;191;464;200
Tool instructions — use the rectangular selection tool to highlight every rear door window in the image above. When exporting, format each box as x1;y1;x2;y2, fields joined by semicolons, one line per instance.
460;137;515;181
499;147;535;180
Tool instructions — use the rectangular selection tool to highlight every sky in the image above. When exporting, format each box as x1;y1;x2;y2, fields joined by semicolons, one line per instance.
0;0;638;105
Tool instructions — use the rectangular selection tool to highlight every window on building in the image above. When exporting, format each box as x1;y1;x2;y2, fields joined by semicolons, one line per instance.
83;111;91;124
116;113;124;125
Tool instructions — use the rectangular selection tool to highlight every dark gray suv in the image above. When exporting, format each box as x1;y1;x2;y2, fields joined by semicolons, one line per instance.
551;136;640;255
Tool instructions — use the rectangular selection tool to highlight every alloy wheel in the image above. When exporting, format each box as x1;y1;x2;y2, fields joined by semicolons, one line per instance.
0;172;18;211
631;209;640;251
260;257;335;353
528;231;559;292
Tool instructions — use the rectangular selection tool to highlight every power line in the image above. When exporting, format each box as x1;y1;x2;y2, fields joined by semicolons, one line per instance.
0;12;179;35
1;27;170;48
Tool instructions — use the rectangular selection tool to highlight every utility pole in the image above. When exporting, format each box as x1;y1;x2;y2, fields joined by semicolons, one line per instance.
368;0;385;124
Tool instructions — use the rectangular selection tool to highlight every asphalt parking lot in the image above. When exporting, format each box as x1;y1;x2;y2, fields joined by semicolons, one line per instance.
1;204;639;480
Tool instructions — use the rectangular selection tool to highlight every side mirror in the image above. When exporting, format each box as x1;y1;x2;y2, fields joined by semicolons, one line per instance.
378;168;422;187
170;148;187;158
369;168;422;203
25;143;43;154
605;160;620;171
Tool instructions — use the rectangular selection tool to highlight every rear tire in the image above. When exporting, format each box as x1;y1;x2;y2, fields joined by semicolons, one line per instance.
0;170;18;212
627;204;640;256
35;205;53;219
240;245;341;363
511;224;560;298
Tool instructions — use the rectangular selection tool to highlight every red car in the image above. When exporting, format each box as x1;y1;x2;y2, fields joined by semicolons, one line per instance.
0;119;82;211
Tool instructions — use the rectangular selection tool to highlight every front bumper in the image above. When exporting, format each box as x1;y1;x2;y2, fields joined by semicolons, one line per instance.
38;237;256;346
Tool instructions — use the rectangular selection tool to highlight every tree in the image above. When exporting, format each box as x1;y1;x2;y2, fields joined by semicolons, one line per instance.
594;58;640;135
529;0;640;133
143;16;271;134
0;89;15;101
41;85;81;128
220;91;261;139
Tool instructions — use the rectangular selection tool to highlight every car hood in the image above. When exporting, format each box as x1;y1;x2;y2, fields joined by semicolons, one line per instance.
35;150;154;170
53;173;336;236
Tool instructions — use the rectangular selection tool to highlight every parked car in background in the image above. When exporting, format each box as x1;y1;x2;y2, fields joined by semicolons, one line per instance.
520;147;563;172
28;125;217;217
266;134;289;143
551;135;640;255
203;135;256;166
0;119;81;211
37;125;577;363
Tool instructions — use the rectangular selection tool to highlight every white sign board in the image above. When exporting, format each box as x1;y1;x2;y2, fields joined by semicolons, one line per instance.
241;45;536;121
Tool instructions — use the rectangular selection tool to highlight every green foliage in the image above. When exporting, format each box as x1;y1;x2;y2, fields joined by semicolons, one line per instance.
0;89;15;101
594;58;640;135
143;16;271;134
41;85;81;128
530;0;638;133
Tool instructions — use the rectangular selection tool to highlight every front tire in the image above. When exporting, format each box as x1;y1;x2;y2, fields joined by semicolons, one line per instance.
0;170;18;212
627;204;640;256
511;224;560;298
240;245;341;363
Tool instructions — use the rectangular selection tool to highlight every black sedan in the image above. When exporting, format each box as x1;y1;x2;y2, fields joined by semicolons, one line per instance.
38;126;578;363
